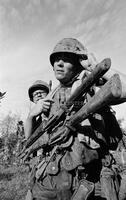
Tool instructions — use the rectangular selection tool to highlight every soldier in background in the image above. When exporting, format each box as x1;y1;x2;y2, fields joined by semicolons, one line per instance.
25;80;53;200
25;80;52;140
26;38;126;200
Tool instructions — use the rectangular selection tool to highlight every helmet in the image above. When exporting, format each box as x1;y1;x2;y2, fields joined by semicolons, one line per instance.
50;38;88;66
28;80;49;101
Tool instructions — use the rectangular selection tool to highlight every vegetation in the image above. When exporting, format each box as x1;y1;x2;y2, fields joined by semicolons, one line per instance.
0;112;28;200
0;164;29;200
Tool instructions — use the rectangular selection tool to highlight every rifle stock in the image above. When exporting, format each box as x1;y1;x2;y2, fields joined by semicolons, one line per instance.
19;58;111;158
68;74;122;126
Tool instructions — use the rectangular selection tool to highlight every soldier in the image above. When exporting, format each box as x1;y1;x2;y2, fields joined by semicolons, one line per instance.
25;80;52;140
26;38;126;200
25;80;53;200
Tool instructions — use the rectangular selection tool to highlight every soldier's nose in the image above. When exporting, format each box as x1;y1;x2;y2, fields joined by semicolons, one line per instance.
57;59;64;67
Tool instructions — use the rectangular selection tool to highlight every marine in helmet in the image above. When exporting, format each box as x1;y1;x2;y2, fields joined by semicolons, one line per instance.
25;80;52;140
50;38;88;84
26;38;126;200
24;80;54;200
28;80;50;102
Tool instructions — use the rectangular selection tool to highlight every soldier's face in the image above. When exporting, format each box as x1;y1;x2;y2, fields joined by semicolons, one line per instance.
32;89;47;104
53;53;76;84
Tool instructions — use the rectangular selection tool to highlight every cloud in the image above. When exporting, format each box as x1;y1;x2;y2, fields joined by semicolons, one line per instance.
0;4;6;21
0;0;111;44
104;0;115;10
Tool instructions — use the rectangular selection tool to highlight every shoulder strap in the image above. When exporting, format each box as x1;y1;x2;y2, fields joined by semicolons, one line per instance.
46;84;61;99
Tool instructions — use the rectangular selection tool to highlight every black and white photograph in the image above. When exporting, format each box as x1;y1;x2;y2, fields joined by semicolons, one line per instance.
0;0;126;199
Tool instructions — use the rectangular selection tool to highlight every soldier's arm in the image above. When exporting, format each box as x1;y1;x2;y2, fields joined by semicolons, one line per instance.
24;101;44;140
24;115;35;140
24;98;53;139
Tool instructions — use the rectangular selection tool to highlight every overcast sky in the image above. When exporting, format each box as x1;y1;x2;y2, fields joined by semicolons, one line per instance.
0;0;126;125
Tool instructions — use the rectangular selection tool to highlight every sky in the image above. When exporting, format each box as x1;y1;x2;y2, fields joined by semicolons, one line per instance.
0;0;126;126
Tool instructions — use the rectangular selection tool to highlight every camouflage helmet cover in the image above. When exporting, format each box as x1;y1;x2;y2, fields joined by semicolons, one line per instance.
28;80;49;101
50;38;88;66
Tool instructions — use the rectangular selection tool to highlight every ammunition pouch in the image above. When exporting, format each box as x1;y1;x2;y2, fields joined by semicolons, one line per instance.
32;169;72;200
46;154;63;175
71;179;94;200
61;137;99;171
40;137;99;176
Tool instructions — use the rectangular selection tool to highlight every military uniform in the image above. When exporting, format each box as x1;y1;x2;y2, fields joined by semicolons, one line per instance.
29;82;120;200
26;38;121;200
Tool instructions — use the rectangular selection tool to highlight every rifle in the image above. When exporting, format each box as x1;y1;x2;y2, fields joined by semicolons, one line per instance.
19;58;111;159
21;74;122;161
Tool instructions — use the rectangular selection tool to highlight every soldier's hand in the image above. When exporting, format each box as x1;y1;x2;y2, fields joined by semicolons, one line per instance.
79;52;98;72
39;97;54;114
29;98;54;117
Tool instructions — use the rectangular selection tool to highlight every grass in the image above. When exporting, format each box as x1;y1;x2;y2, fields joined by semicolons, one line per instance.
0;164;29;200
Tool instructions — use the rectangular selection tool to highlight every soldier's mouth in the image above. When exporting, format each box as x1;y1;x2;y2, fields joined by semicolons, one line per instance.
56;70;64;73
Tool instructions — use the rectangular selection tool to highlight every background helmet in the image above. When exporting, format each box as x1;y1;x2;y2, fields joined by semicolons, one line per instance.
50;38;88;66
28;80;49;101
